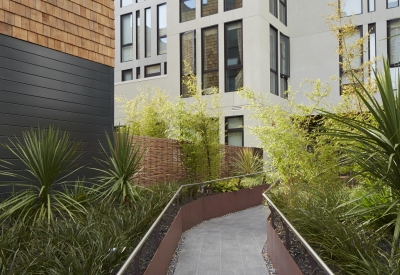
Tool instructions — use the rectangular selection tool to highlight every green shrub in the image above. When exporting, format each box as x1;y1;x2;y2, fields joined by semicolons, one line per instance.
232;148;263;176
211;179;239;193
0;126;86;225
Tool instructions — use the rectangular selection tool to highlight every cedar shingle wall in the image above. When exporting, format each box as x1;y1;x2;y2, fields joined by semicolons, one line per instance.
0;0;114;67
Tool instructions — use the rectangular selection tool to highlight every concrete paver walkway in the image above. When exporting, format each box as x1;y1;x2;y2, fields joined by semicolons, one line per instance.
173;205;270;275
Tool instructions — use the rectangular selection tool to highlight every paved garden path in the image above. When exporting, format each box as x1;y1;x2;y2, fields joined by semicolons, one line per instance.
173;205;270;275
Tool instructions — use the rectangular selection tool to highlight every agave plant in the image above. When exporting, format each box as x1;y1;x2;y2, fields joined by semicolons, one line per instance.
91;128;146;204
0;126;86;225
322;59;400;256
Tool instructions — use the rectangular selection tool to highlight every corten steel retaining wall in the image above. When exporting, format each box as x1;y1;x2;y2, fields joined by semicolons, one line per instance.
132;135;263;185
143;184;269;275
266;218;303;275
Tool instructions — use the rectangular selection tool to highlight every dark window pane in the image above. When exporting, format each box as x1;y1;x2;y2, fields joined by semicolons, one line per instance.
270;71;278;95
280;34;289;76
226;68;243;92
158;4;167;55
269;0;277;17
389;20;400;66
226;22;242;66
203;71;219;91
136;11;140;59
121;13;133;62
122;69;133;81
145;8;151;57
270;28;277;71
280;77;288;98
227;132;243;146
145;64;161;77
225;116;243;146
203;27;218;71
180;0;196;22
181;31;196;97
279;0;286;25
202;0;218;17
225;0;242;11
136;67;141;79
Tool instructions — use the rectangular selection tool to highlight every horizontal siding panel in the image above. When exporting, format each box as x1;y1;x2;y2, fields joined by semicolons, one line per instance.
0;56;110;91
0;44;112;83
0;79;111;109
0;67;111;100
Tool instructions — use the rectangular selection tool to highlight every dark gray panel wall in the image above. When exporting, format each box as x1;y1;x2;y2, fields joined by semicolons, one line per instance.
0;34;114;196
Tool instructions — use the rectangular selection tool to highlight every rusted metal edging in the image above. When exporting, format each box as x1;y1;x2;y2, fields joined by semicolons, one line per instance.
263;193;335;275
116;172;264;275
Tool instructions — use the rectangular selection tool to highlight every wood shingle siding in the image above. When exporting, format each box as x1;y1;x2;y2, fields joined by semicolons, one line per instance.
0;0;114;67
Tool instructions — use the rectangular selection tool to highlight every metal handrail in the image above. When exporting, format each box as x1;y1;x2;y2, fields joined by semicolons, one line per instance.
117;172;265;275
263;193;335;275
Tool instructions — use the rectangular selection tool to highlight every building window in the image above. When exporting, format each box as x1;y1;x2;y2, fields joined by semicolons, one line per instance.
341;0;362;16
388;19;400;89
145;64;161;78
202;26;219;93
136;11;140;59
181;30;196;97
225;0;242;11
145;8;151;58
368;24;376;76
388;0;399;8
269;0;277;17
280;34;290;98
122;69;133;81
158;4;167;55
121;0;132;7
340;26;363;90
279;0;287;25
225;116;243;146
180;0;196;22
164;62;167;74
270;26;278;96
368;0;375;12
136;67;141;79
202;0;218;17
121;13;133;62
225;21;243;92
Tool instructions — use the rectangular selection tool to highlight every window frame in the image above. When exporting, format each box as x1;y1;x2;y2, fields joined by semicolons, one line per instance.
224;20;243;93
388;0;400;8
145;7;151;58
270;25;278;96
157;3;167;55
180;30;196;97
279;0;287;25
224;0;242;12
122;69;133;81
225;115;244;146
340;0;363;16
388;19;400;67
202;25;219;93
269;0;278;17
144;64;162;78
136;10;140;59
368;0;376;12
339;25;363;94
368;23;376;75
202;0;218;17
180;0;196;23
280;33;290;98
121;13;133;63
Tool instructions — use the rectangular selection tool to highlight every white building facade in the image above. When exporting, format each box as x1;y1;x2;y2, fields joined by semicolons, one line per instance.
114;0;400;148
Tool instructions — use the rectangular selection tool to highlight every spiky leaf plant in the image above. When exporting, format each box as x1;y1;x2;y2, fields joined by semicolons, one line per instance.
91;128;146;204
0;126;86;225
322;59;400;256
232;148;263;175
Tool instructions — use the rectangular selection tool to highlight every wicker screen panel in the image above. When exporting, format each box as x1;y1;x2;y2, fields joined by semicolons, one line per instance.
132;136;263;186
0;0;115;67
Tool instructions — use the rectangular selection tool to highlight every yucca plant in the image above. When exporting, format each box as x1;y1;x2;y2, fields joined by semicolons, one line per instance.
322;59;400;256
0;126;86;225
91;128;146;204
232;148;263;175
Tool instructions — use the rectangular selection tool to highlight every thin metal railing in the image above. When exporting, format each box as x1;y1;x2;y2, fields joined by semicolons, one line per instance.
117;172;265;275
263;193;335;275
